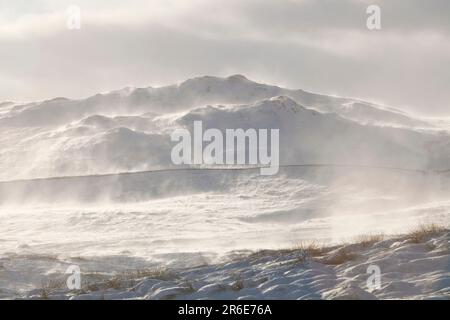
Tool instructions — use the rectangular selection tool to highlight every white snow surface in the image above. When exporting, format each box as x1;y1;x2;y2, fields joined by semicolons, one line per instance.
0;75;449;299
1;75;448;181
4;230;450;300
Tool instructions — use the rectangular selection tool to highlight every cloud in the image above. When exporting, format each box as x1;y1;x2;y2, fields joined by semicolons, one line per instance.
0;0;449;115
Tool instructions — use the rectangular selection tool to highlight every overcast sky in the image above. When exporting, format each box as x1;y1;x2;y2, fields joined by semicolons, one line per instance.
0;0;449;116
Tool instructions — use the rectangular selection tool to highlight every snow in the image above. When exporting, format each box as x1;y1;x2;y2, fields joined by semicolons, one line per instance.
1;94;449;181
1;168;449;299
4;229;448;300
0;75;449;299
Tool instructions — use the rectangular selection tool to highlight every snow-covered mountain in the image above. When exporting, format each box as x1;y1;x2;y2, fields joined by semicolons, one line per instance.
0;75;430;128
0;75;449;181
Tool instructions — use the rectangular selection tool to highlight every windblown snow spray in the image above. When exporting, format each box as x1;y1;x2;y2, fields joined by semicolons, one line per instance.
171;121;279;175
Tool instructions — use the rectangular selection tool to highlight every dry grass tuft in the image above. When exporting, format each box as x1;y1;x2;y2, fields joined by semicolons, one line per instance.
353;233;385;248
132;267;177;281
407;224;447;244
38;278;66;299
249;249;293;260
321;248;356;265
39;289;49;300
82;267;177;293
103;276;124;290
294;241;330;257
231;280;244;291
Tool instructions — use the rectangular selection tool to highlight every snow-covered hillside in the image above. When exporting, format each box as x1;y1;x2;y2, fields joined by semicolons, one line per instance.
0;75;449;181
4;228;449;300
1;74;427;127
1;75;449;300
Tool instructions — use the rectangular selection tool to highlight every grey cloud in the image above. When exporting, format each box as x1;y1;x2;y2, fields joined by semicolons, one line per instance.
0;0;449;115
223;0;450;37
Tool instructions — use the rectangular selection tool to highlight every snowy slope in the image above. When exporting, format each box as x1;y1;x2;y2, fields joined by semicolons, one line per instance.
4;229;449;300
0;75;430;128
1;75;450;300
0;76;449;181
178;96;445;170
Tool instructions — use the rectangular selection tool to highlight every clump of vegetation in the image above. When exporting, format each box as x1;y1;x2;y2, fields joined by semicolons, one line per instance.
231;279;244;291
38;278;66;299
132;267;177;281
353;233;385;248
407;224;448;244
294;241;330;257
102;276;124;290
39;289;49;300
83;267;177;293
321;248;356;265
40;267;177;295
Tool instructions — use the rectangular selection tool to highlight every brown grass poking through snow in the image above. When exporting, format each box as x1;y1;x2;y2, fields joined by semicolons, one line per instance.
38;278;66;299
407;224;448;244
286;225;448;266
80;267;178;293
132;267;177;281
294;241;330;257
321;248;356;266
231;279;245;291
353;233;385;248
39;289;49;300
